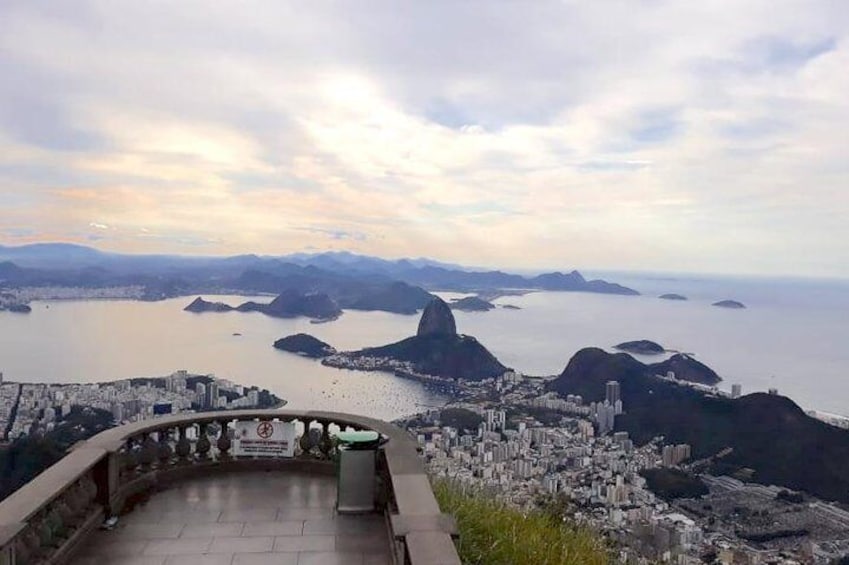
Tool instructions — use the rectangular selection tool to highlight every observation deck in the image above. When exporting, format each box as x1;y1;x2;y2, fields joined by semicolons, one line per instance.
0;410;460;565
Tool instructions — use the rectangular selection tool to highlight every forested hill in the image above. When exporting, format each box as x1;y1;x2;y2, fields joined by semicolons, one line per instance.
0;406;114;502
548;348;849;503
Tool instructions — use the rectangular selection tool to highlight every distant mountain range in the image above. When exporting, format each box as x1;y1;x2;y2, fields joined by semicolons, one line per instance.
0;243;640;313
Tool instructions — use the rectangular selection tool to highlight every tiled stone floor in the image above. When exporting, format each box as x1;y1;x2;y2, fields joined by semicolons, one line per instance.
75;470;392;565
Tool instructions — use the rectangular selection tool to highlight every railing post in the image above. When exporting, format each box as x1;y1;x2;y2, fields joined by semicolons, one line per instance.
196;423;211;460
122;437;138;478
299;420;314;455
107;450;121;516
139;433;158;470
0;540;13;565
157;429;174;467
93;449;120;517
319;422;333;458
0;524;25;565
175;425;191;462
217;420;232;459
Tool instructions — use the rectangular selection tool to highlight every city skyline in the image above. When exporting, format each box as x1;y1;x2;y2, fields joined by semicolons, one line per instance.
2;2;848;277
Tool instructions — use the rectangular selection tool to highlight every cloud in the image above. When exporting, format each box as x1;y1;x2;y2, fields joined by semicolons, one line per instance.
745;35;837;70
0;1;847;275
296;226;369;242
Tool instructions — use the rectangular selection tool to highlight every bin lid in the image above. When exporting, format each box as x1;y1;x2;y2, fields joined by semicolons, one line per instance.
334;430;380;445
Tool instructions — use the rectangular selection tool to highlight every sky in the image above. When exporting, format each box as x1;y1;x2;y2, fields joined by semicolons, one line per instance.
1;1;848;277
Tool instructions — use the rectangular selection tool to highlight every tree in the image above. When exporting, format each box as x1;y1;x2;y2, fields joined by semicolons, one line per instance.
0;406;113;502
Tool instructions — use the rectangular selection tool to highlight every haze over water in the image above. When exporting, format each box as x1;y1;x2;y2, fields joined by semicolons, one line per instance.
1;272;847;419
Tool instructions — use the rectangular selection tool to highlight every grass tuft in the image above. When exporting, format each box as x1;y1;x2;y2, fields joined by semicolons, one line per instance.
433;479;609;565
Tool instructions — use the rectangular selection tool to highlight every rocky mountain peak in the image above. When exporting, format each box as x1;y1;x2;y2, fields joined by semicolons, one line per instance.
416;297;457;337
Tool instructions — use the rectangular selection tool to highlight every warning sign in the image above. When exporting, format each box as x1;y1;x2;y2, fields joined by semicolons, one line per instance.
233;421;296;457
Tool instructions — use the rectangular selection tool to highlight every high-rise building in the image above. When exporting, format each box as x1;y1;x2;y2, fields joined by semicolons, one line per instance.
662;444;692;466
483;409;506;432
595;402;616;435
606;381;621;405
195;382;206;407
662;445;674;466
111;402;124;422
731;384;742;398
207;381;219;409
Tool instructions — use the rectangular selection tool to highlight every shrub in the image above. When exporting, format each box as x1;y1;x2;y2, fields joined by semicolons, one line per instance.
432;479;608;565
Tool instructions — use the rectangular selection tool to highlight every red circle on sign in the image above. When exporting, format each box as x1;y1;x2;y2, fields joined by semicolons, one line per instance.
256;422;274;439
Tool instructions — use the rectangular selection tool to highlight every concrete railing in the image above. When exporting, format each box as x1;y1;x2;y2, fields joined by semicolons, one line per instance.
0;409;461;565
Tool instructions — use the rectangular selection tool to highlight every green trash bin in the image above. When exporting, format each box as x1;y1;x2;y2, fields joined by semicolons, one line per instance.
334;431;386;513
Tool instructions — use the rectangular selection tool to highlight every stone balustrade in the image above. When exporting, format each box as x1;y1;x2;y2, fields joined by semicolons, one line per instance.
0;409;460;565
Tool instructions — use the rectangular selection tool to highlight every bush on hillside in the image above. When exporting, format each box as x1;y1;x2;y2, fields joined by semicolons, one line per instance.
439;408;483;432
432;479;608;565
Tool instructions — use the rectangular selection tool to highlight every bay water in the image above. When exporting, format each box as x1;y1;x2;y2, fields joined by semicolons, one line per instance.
0;272;847;419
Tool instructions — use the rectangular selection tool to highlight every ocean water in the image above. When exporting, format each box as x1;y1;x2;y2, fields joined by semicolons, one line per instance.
0;272;847;419
0;296;445;421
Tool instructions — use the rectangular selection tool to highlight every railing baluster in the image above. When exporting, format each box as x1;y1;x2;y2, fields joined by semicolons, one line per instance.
196;423;211;460
56;496;75;532
37;512;52;552
158;428;174;468
139;433;158;470
15;533;33;565
298;419;313;455
217;419;232;460
45;506;65;546
23;525;41;562
319;421;333;458
176;425;191;462
123;437;138;478
306;422;322;458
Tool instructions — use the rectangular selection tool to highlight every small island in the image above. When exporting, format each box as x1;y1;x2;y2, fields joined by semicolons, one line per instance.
659;293;687;301
450;296;496;312
273;333;337;358
185;297;233;313
502;304;521;310
0;292;32;313
614;340;665;355
185;290;343;321
713;299;746;309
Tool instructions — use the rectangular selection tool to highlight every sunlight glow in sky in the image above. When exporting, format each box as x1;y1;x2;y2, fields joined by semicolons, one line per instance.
1;1;848;276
